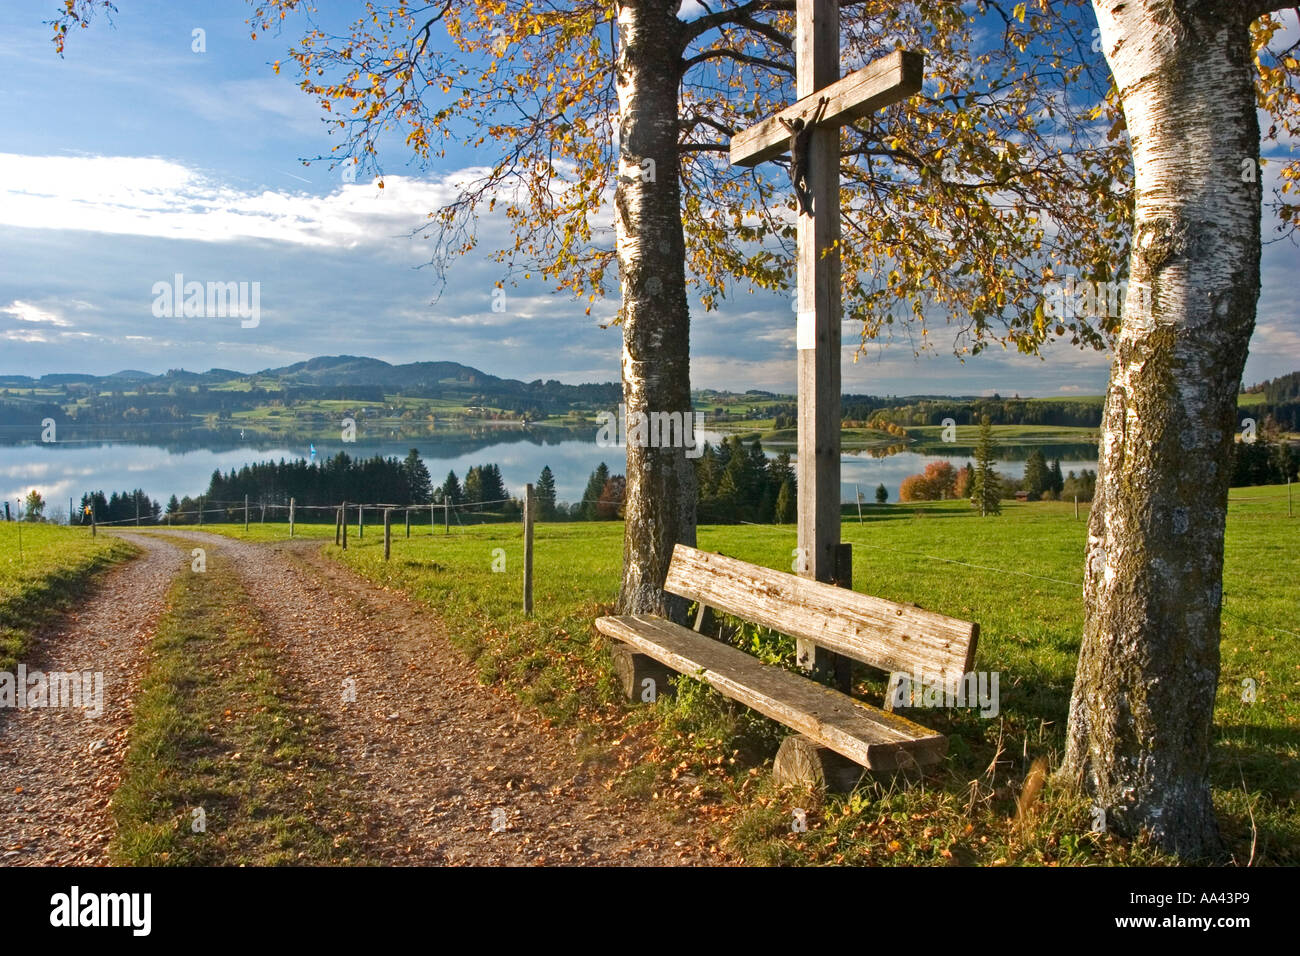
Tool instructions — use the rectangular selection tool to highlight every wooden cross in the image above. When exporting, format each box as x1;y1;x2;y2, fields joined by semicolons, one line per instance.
730;0;922;682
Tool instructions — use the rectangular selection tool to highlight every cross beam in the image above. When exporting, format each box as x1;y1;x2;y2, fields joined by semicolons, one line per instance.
730;50;923;167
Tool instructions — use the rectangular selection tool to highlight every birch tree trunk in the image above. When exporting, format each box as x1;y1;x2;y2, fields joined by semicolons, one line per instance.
613;0;697;619
1062;0;1266;858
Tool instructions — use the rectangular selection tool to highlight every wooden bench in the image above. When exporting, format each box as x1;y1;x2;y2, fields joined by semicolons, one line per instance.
595;544;979;790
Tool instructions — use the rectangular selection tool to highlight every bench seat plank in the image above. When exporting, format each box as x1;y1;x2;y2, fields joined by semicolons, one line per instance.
596;614;947;770
663;545;978;680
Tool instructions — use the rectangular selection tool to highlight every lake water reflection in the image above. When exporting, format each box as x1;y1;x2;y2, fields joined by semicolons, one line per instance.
1;427;1098;517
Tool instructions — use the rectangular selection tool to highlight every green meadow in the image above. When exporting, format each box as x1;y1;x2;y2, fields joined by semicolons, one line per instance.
198;484;1297;865
0;524;135;672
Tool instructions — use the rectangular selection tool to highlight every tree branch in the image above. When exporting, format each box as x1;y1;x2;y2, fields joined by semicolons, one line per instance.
682;46;793;74
681;112;738;138
683;1;777;43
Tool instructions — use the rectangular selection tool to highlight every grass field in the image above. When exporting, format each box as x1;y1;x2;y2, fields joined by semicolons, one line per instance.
906;423;1100;444
755;425;907;448
110;542;371;866
198;486;1298;865
0;524;135;673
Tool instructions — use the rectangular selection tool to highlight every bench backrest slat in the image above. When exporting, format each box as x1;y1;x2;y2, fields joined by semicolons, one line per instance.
663;544;977;679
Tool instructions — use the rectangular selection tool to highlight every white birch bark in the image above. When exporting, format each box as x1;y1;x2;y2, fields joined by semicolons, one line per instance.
1062;0;1267;857
613;0;698;618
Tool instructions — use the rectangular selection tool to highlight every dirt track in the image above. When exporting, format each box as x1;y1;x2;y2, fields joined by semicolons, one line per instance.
0;533;183;865
0;531;723;866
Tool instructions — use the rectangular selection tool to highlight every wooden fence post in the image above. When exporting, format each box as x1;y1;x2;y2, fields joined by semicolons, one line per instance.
91;505;96;537
289;497;296;537
444;501;450;534
523;483;535;616
341;502;348;549
430;501;435;535
1074;496;1079;520
358;504;364;539
244;494;249;531
335;505;342;546
405;508;411;538
384;508;392;561
135;496;140;527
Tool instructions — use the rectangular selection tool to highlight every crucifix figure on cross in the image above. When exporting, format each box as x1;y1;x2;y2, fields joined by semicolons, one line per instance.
778;96;828;216
730;0;923;687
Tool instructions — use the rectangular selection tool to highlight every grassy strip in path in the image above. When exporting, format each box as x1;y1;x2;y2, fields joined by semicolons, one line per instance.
0;524;135;673
109;542;373;866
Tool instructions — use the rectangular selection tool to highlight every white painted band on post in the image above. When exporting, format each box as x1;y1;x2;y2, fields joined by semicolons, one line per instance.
797;311;817;350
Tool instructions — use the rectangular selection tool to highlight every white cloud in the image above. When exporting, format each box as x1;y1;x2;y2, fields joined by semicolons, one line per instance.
2;300;71;326
0;153;488;250
1250;316;1300;370
1;328;50;343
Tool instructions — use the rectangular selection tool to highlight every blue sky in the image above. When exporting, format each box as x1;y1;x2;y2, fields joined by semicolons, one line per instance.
0;0;1296;397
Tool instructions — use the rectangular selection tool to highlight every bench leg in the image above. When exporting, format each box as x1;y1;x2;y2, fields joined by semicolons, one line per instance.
884;671;912;711
610;642;676;703
773;734;864;793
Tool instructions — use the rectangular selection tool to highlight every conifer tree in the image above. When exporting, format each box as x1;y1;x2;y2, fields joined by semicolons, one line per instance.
536;465;557;519
775;479;795;524
971;416;1001;516
1023;449;1049;501
581;463;610;521
442;470;463;506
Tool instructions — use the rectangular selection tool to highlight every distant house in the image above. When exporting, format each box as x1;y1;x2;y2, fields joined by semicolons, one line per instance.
1015;490;1030;501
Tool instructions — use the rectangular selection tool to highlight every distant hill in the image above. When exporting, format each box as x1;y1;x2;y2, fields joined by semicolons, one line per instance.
0;368;240;388
262;356;505;391
3;357;1294;421
0;356;621;415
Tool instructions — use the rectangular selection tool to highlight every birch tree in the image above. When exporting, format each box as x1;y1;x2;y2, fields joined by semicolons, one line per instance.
1062;0;1300;858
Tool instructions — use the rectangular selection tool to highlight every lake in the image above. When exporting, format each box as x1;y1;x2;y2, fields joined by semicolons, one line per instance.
0;426;1098;519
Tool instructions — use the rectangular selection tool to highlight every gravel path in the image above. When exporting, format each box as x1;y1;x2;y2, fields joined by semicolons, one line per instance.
0;533;184;865
161;531;724;866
